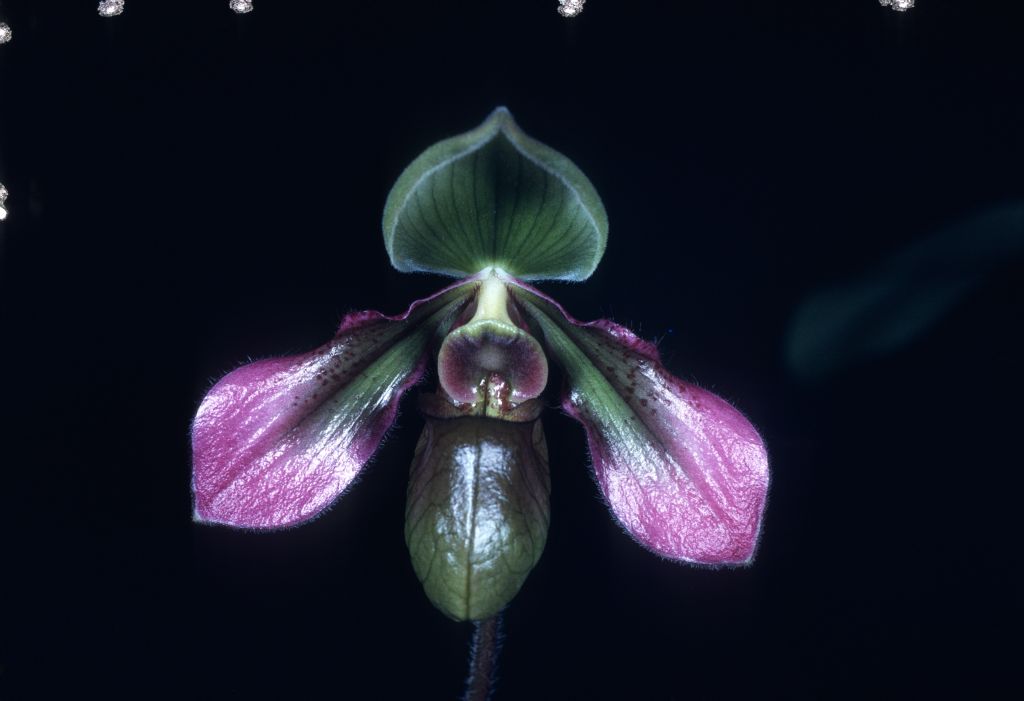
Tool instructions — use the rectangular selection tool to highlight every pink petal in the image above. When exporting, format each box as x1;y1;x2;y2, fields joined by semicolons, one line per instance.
507;276;769;565
191;279;478;528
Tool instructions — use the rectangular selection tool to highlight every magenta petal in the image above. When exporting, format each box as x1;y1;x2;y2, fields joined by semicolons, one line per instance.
508;277;769;565
191;279;477;528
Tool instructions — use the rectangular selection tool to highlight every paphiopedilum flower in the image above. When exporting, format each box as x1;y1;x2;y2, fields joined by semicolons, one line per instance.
192;108;770;621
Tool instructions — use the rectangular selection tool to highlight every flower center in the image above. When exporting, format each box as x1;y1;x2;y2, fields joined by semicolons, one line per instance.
437;274;548;417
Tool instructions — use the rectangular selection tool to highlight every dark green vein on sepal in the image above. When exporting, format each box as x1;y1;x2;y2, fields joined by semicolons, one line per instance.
383;107;608;282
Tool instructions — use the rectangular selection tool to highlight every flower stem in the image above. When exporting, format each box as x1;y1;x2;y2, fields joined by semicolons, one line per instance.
462;614;503;701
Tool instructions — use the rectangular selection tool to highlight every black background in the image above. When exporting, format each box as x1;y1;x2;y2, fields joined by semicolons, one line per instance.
2;1;1022;698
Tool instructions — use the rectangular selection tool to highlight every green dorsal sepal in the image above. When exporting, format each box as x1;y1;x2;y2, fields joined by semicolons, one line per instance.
383;107;609;282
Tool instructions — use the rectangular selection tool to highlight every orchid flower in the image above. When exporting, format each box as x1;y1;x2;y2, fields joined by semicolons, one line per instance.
191;107;770;622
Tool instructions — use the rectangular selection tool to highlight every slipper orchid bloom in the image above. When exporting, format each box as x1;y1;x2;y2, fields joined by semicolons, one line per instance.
192;108;770;621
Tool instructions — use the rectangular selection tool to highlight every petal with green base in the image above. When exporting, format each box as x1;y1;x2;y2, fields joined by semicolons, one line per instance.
508;276;770;566
383;107;608;281
191;279;478;529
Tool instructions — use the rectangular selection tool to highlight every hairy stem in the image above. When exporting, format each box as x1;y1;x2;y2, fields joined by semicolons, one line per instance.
462;614;503;701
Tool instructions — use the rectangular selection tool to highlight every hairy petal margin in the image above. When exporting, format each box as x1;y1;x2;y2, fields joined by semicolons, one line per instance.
509;277;769;565
191;279;478;529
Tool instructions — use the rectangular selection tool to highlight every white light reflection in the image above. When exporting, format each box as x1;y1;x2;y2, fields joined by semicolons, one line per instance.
0;183;8;220
0;23;12;44
98;0;125;17
558;0;585;18
452;440;509;549
879;0;915;11
230;0;254;14
472;441;507;549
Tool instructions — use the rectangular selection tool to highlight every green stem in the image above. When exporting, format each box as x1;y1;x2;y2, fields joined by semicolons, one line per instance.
462;614;503;701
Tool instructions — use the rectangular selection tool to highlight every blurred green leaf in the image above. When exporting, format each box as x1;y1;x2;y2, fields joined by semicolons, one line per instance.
786;203;1024;380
